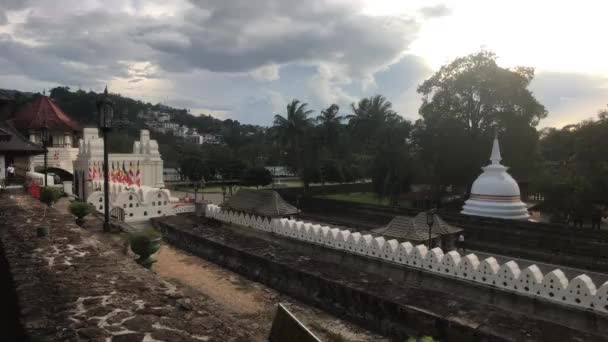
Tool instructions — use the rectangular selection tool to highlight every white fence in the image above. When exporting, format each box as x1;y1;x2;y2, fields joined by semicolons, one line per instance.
205;204;608;314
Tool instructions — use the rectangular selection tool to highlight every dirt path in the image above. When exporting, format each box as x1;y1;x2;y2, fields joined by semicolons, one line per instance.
153;244;388;342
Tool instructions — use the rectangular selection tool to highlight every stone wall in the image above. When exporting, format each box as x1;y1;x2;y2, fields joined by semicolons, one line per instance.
0;193;251;341
154;214;608;341
294;197;608;272
205;204;608;315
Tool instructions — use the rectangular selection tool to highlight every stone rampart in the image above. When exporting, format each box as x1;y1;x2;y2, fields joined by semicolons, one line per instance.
0;194;250;341
154;213;608;341
205;204;608;315
295;197;608;272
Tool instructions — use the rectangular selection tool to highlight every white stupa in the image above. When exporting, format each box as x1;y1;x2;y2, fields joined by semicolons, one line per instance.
461;136;529;220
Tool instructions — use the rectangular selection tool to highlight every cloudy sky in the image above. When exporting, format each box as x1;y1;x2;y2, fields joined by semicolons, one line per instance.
1;0;607;128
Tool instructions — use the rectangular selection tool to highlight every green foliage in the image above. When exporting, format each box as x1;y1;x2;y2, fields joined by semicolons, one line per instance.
39;187;62;206
418;50;547;132
242;167;273;188
69;201;94;219
180;156;206;184
415;50;547;193
129;228;162;267
273;99;315;186
535;114;608;217
320;159;344;184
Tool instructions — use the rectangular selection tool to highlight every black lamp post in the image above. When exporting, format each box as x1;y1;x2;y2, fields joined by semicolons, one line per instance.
426;209;435;249
97;87;114;232
40;123;50;187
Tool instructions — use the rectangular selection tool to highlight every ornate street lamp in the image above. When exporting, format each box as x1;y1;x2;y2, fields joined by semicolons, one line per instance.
40;123;50;187
426;209;435;248
97;86;114;232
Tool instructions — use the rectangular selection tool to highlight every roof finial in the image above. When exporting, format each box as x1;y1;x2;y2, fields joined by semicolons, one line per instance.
103;85;108;95
42;89;46;96
490;134;502;165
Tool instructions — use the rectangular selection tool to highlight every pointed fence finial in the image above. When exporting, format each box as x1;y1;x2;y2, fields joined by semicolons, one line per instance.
490;135;502;165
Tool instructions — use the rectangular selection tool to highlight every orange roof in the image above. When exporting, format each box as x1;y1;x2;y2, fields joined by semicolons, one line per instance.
11;95;81;131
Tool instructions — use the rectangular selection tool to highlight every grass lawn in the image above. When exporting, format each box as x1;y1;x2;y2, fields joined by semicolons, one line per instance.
318;192;390;206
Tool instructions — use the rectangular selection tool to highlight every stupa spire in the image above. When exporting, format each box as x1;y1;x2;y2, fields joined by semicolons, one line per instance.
490;135;502;165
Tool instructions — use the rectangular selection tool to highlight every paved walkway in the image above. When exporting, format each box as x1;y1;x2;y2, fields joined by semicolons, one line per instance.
0;193;253;341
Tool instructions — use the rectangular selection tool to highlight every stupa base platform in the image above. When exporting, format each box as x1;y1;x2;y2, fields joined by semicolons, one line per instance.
461;199;530;220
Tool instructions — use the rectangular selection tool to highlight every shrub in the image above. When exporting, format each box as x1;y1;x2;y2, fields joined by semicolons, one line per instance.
39;187;62;206
129;228;162;254
69;201;94;219
129;228;162;267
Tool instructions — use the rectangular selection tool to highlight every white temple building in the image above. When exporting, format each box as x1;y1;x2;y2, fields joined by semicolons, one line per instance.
461;137;529;220
73;128;193;223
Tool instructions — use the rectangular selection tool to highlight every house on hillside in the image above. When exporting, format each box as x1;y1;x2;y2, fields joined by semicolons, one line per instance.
200;133;221;145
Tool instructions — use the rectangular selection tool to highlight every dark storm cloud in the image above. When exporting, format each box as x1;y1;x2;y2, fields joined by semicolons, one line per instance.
164;0;419;77
0;0;437;124
0;36;127;86
3;0;420;80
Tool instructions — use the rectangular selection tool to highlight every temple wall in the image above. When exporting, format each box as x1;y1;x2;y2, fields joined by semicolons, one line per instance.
205;204;608;315
72;128;193;222
73;128;164;200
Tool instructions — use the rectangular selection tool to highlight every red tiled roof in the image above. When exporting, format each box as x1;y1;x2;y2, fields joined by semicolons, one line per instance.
11;95;81;131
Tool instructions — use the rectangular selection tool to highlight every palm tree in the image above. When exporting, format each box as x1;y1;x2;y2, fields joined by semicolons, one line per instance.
316;104;343;151
347;95;398;149
273;99;314;179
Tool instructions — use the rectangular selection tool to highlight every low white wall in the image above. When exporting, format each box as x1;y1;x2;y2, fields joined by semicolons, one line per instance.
205;204;608;314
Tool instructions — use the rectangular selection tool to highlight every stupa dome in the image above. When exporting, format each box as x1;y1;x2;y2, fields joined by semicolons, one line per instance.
461;137;529;220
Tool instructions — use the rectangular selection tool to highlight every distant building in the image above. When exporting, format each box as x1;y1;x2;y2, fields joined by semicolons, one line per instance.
9;94;81;183
175;125;190;138
74;129;193;222
265;166;295;177
163;168;182;182
184;132;202;144
0;122;44;183
156;112;171;122
200;133;221;145
184;132;222;145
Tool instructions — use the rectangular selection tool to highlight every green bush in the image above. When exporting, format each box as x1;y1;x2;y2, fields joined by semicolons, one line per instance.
69;201;94;219
39;187;62;206
129;228;162;267
129;228;162;255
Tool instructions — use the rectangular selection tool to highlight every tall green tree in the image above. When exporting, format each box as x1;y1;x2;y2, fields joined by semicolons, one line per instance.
316;104;343;153
416;51;547;191
347;95;399;151
417;51;547;134
179;156;206;200
273;99;314;187
242;167;273;188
